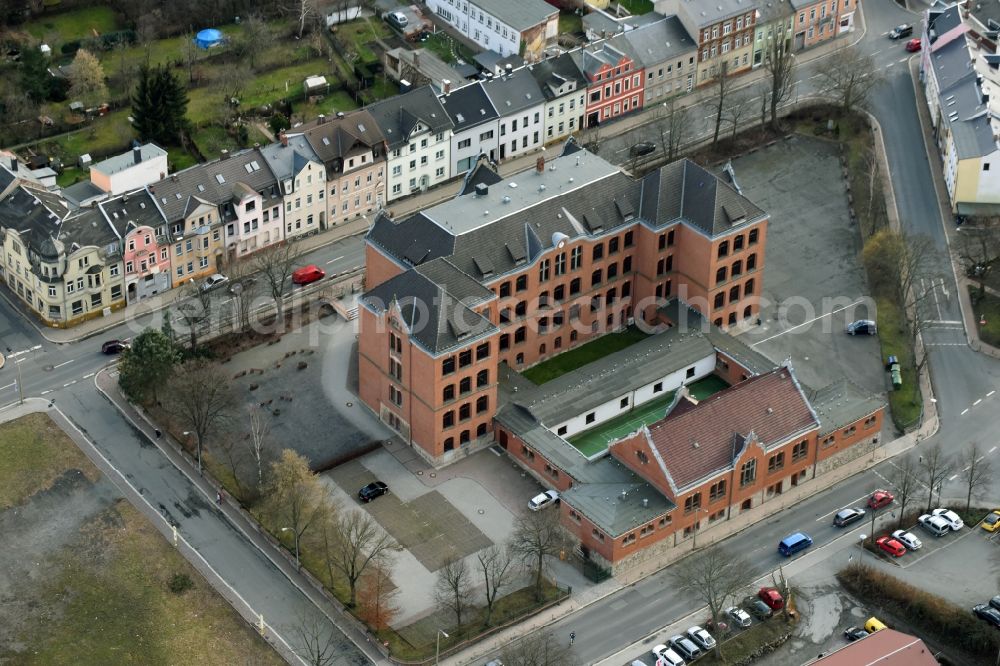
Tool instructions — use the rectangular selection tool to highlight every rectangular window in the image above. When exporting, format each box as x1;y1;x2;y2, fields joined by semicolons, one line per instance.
768;452;785;473
792;440;809;462
740;459;756;486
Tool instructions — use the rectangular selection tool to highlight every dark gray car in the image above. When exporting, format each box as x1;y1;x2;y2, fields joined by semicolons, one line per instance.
668;634;701;661
834;507;866;527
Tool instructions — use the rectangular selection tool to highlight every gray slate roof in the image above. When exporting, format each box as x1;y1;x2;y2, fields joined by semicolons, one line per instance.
260;134;321;183
296;110;385;168
469;0;557;32
928;3;963;43
931;40;997;158
439;81;499;131
482;68;545;115
98;189;167;238
0;185;68;252
560;459;676;537
617;16;696;69
61;180;107;207
676;0;755;26
361;256;496;354
147;148;278;222
527;52;586;100
61;207;120;249
658;299;777;375
809;379;886;437
367;85;454;150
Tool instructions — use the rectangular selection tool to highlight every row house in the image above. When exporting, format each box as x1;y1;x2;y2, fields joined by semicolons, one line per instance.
424;0;558;61
0;185;125;325
663;0;757;84
439;81;501;175
574;42;645;127
790;0;852;51
368;86;454;203
528;52;588;145
299;110;388;224
753;0;794;67
98;189;172;303
359;140;768;462
483;67;547;161
619;16;698;104
260;133;325;241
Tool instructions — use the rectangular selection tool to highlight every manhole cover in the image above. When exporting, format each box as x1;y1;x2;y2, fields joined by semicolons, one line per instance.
429;472;436;478
346;401;353;407
478;509;485;515
416;471;424;476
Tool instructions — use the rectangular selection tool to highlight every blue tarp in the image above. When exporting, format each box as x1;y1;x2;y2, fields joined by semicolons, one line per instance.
195;28;223;49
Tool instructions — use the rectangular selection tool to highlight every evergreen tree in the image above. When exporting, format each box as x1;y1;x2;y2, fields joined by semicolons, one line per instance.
131;64;189;145
20;46;55;103
118;328;181;403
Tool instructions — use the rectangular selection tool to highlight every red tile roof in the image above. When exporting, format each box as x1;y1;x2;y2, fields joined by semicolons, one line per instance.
646;366;818;491
806;628;937;666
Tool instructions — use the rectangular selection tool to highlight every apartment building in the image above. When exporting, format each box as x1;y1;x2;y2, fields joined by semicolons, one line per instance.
298;110;388;224
753;0;794;67
99;189;172;303
660;0;757;84
790;0;848;50
90;143;168;195
261;133;325;241
368;86;454;202
0;186;125;326
574;42;645;127
424;0;558;61
483;67;547;160
619;16;698;103
359;140;768;463
528;52;588;145
439;81;501;175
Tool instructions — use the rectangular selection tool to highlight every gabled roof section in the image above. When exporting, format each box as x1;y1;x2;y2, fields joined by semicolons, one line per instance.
808;379;885;437
296;109;385;165
560;461;676;537
439;81;499;131
98;189;166;238
645;366;819;492
928;2;964;44
616;16;696;69
457;154;503;195
482;68;545;115
469;0;557;32
527;52;586;100
367;85;453;150
366;210;457;269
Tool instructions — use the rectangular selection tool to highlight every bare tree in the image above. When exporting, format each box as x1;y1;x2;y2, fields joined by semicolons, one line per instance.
888;453;923;528
961;442;992;512
181;28;200;84
266;449;331;566
215;433;248;497
355;558;399;630
712;61;730;146
509;509;567;602
253;242;301;324
724;91;753;143
499;631;571;666
68;49;108;107
762;28;796;130
323;509;399;607
756;82;771;134
288;611;342;666
656;96;690;163
955;220;1000;302
235;14;270;70
246;404;274;492
174;280;213;351
918;443;954;511
293;0;319;38
477;543;515;626
223;256;258;332
816;45;885;114
163;359;237;474
668;545;753;655
434;556;474;629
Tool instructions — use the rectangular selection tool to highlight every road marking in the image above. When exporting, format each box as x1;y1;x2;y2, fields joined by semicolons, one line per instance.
750;299;866;347
83;372;95;379
62;381;76;387
40;390;51;395
7;344;42;358
53;359;74;369
326;255;345;265
974;399;982;406
0;382;14;391
962;408;970;415
990;446;998;454
988;391;996;397
949;474;958;481
925;320;962;325
871;49;882;56
898;57;909;63
816;492;872;521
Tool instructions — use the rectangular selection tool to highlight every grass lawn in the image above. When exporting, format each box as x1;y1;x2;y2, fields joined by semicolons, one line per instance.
169;149;199;172
335;18;390;65
424;31;476;65
24;6;121;48
359;76;400;105
970;285;1000;348
698;617;794;665
35;110;134;161
57;165;86;187
308;90;362;118
876;296;922;430
559;12;583;34
522;326;650;384
0;413;96;510
189;124;272;162
616;0;655;15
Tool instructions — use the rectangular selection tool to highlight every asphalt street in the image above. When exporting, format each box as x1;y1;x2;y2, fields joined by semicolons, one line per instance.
2;1;1000;663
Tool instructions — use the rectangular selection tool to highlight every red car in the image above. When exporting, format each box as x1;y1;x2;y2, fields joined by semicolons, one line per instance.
868;489;894;510
905;38;921;52
876;536;906;557
758;587;784;611
292;264;326;285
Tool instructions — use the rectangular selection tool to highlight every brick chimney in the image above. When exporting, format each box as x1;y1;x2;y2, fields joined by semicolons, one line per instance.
133;146;142;165
443;78;451;94
318;114;326;124
536;156;545;173
280;133;288;147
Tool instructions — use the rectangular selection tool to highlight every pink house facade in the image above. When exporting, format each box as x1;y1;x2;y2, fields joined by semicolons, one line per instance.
98;190;172;304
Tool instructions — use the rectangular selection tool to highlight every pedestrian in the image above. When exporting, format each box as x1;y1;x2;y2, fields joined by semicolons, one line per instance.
569;631;575;645
216;491;223;505
154;428;162;439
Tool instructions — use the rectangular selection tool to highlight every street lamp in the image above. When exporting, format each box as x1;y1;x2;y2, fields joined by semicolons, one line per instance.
5;347;23;405
435;629;449;665
858;534;867;562
280;527;300;569
182;430;202;475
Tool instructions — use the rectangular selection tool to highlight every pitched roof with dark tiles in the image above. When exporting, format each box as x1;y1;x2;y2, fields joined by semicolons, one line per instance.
439;81;499;131
367;85;453;150
296;109;385;166
482;68;545;115
527;52;586;100
98;189;166;238
616;16;696;69
645;366;819;492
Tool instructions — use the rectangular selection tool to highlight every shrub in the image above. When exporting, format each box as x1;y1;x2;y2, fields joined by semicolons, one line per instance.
168;572;194;594
837;563;999;658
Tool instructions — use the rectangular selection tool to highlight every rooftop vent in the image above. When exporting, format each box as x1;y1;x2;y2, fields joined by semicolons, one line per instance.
766;407;773;414
692;441;699;449
475;182;489;196
502;195;511;204
643;498;648;508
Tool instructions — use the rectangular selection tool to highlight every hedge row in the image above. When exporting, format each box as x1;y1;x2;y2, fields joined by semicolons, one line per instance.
837;563;1000;659
60;30;136;55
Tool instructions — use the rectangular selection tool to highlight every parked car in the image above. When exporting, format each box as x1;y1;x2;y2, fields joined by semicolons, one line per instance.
918;513;951;537
745;597;773;620
528;489;559;511
865;617;888;633
888;24;913;39
758;587;785;610
726;606;752;629
974;604;1000;628
668;635;701;661
932;508;964;530
834;507;866;527
630;141;656;157
101;339;129;354
981;510;1000;532
385;11;408;29
686;625;716;651
844;626;869;641
891;529;922;550
778;532;813;557
847;319;877;335
651;644;685;666
201;273;229;292
876;535;907;557
358;481;389;502
868;489;895;509
990;595;1000;612
292;264;326;285
905;38;922;52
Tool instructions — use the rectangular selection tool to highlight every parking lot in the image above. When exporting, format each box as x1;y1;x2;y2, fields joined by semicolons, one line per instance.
724;137;887;400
